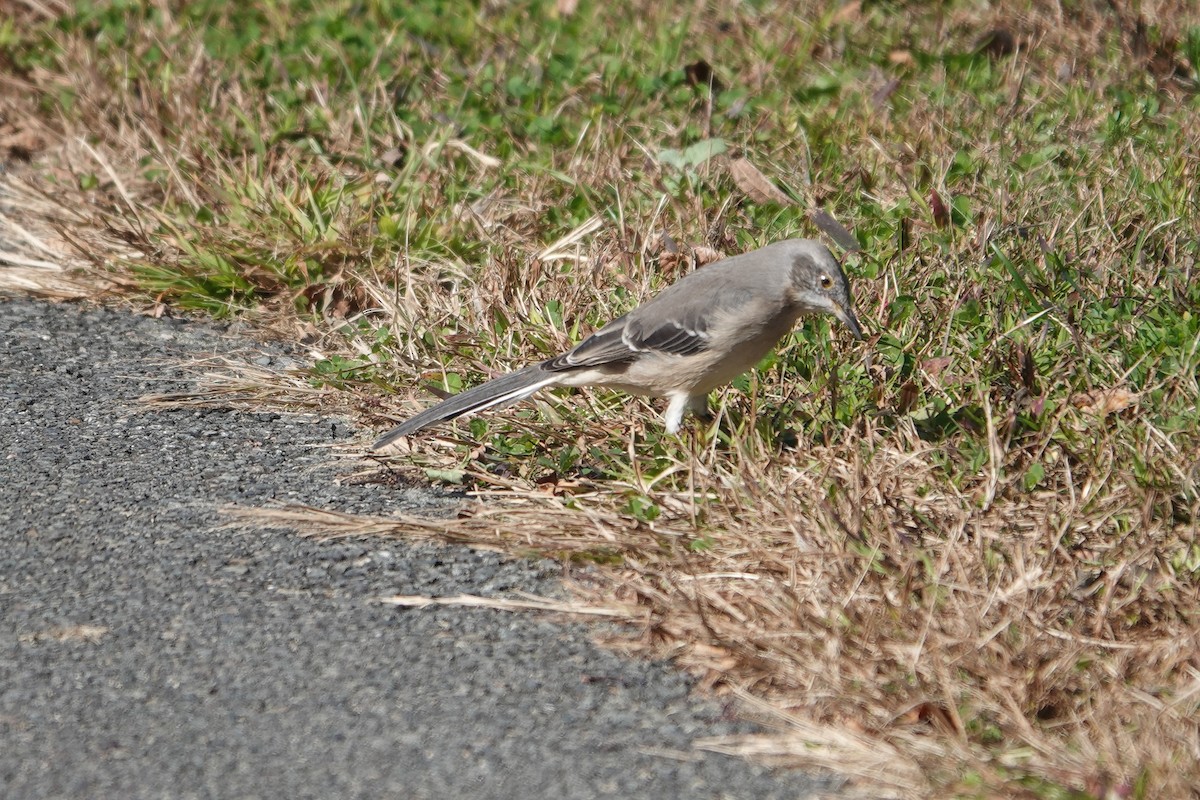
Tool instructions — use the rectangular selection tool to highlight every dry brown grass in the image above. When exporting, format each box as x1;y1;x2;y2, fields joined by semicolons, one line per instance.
0;174;108;297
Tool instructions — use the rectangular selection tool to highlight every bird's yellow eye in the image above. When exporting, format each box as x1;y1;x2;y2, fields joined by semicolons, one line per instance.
819;274;833;289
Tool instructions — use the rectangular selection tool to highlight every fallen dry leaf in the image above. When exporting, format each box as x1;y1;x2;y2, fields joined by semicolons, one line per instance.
684;59;725;93
930;189;950;229
692;246;725;267
19;624;110;644
831;1;862;24
871;77;901;110
728;157;793;205
1071;388;1139;416
809;209;860;252
975;28;1017;59
920;356;953;379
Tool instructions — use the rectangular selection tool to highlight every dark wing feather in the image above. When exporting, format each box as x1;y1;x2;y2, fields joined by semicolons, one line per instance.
625;317;710;355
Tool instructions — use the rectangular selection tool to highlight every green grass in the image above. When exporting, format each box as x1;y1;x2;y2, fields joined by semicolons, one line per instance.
5;1;1200;797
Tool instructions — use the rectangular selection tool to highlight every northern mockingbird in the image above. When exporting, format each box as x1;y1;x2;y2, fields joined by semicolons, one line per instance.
374;238;863;449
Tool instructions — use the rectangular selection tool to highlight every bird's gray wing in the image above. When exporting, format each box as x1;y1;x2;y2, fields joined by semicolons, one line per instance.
543;275;759;372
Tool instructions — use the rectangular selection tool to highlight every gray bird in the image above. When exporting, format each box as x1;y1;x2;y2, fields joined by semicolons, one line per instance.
373;238;863;449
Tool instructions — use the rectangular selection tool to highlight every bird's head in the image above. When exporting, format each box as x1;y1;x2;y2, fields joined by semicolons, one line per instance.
780;239;864;341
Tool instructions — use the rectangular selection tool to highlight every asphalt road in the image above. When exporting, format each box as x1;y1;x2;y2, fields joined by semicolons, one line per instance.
0;297;828;799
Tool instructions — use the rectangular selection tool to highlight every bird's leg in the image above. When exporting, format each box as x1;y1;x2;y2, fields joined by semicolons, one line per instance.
663;393;689;434
664;392;709;434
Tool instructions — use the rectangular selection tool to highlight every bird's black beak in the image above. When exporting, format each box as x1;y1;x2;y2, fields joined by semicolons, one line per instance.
833;304;864;341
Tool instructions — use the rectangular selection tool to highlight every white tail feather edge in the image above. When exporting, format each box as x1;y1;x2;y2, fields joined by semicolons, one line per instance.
467;375;559;416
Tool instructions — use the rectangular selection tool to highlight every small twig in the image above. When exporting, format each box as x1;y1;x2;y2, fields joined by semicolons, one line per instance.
377;592;642;619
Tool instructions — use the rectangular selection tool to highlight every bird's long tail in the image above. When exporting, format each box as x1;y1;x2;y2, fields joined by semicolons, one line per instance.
373;365;558;449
